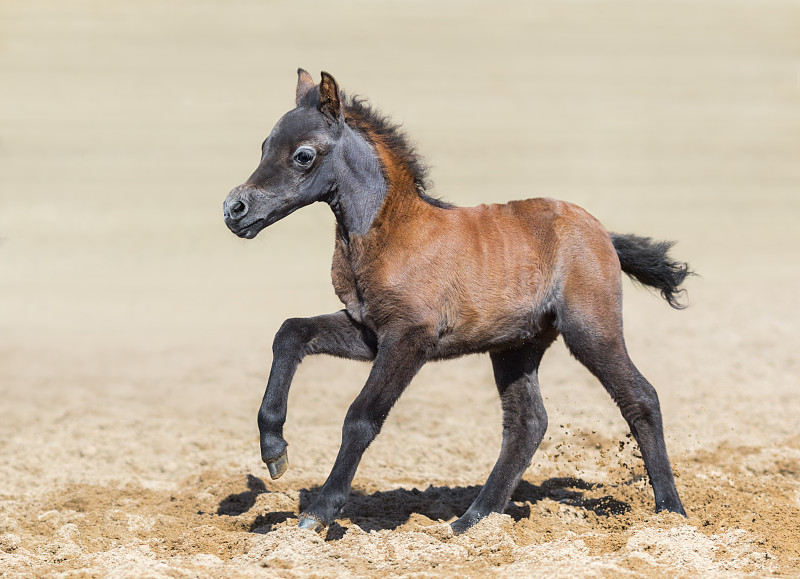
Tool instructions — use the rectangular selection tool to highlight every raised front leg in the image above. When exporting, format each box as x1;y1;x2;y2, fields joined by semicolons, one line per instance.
452;339;554;534
298;327;432;531
258;310;377;479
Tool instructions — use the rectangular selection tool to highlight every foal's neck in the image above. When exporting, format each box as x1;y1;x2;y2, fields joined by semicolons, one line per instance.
328;124;388;238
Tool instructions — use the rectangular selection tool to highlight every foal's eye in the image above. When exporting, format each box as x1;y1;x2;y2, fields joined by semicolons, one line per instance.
292;146;316;168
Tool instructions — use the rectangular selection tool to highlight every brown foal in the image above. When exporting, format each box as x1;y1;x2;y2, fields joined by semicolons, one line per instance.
223;69;692;534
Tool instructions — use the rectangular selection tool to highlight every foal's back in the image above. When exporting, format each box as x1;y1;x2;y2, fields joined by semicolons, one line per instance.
364;196;620;355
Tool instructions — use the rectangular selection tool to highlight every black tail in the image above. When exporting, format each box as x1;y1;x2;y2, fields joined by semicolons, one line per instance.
610;233;693;309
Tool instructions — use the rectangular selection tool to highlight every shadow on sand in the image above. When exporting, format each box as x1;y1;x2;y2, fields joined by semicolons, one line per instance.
214;474;630;540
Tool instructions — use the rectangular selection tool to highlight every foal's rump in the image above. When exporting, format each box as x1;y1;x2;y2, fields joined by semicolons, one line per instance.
414;198;617;353
541;198;691;347
509;197;691;310
382;197;688;356
492;198;690;341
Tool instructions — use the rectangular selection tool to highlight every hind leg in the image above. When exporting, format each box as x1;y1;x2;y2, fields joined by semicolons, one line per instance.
559;307;685;515
451;335;555;534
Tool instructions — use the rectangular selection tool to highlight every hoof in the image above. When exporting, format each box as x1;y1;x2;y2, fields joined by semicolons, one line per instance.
265;449;289;480
297;516;324;533
656;502;687;517
450;510;482;535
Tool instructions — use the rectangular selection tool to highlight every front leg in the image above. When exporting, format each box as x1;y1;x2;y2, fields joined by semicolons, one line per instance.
258;310;377;479
298;326;432;531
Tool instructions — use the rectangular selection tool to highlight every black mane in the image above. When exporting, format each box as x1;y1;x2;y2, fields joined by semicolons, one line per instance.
344;96;453;209
300;87;452;209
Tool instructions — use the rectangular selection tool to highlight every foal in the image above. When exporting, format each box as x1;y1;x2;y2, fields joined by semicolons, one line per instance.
223;69;691;534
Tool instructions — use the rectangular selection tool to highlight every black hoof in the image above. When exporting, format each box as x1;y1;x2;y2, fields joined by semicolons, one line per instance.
265;449;289;480
450;510;482;535
656;501;687;517
297;516;324;533
654;492;686;517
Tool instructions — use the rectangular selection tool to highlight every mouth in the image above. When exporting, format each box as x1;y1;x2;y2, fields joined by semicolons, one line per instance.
226;217;269;239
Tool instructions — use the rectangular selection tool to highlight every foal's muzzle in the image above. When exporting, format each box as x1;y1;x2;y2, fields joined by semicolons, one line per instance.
223;184;251;220
224;197;248;221
224;185;264;238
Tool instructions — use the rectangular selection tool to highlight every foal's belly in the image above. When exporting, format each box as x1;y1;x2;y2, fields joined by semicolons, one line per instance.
338;197;564;353
430;300;555;359
433;212;557;355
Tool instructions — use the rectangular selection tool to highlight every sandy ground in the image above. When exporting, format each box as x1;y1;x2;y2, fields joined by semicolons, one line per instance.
1;0;799;577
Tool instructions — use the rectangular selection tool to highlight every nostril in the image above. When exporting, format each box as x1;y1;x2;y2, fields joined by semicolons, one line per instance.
228;198;249;219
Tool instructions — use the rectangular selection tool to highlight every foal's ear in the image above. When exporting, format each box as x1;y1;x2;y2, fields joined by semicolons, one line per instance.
296;68;315;105
318;71;342;122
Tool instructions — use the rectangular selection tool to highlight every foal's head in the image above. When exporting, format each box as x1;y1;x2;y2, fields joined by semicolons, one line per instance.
224;69;372;239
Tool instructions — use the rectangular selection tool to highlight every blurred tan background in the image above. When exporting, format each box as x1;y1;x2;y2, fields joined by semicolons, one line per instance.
1;1;799;576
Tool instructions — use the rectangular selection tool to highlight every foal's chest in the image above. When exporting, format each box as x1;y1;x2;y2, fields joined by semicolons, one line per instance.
330;236;374;328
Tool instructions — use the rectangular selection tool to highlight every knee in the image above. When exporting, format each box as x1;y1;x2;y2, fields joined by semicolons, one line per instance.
273;317;311;359
258;406;284;432
342;408;379;449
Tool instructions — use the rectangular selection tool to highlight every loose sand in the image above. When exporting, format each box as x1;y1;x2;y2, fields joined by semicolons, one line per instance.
1;1;798;577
